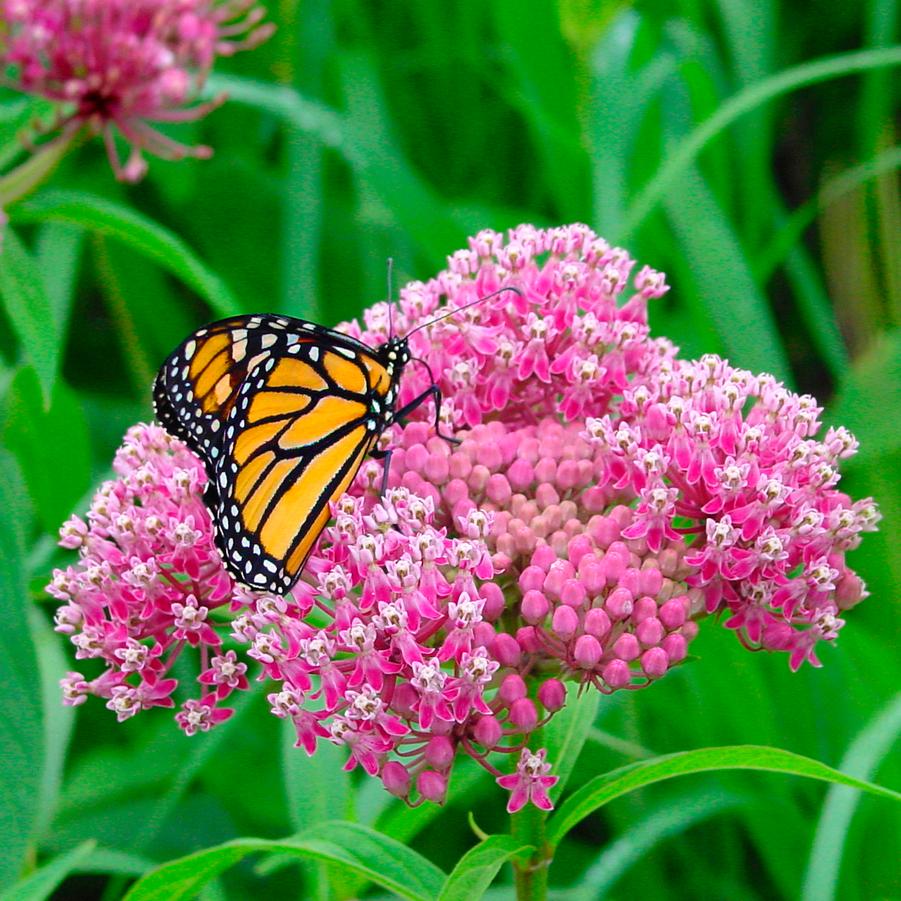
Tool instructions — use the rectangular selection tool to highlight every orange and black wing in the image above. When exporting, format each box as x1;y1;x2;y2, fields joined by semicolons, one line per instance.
212;344;394;591
153;314;347;458
153;314;396;592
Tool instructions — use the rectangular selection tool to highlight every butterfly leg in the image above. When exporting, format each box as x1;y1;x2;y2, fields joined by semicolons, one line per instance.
369;447;393;496
393;384;460;445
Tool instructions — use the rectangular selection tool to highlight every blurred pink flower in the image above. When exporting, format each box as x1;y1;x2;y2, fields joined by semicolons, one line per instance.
50;223;878;815
0;0;273;180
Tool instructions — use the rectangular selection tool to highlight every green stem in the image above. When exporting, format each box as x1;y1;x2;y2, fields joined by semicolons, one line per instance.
0;131;78;208
511;805;551;901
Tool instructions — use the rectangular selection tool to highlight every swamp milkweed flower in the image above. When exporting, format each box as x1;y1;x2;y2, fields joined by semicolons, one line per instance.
0;0;273;180
49;224;879;814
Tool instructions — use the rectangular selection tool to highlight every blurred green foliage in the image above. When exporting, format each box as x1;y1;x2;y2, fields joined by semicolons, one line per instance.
0;1;898;899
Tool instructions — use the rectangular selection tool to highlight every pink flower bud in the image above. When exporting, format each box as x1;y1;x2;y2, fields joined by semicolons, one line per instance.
535;482;560;510
606;587;634;619
636;616;664;646
521;590;549;624
472;622;496;648
492;632;522;666
631;596;658;623
448;452;473;481
417;770;448;803
641;647;669;678
613;633;640;661
508;697;538;731
639;567;663;597
538;678;566;711
835;572;866;610
508;458;535;490
552;604;579;640
535;458;557;483
580;560;606;595
406;444;428;471
584;607;611;640
424;736;455;769
499;674;527;705
473;715;503;748
567;535;594;569
486;474;512;505
516;626;541;653
390;682;418;717
518;565;546;592
382;761;411;797
444;478;469;506
561;579;587;608
530;543;557;571
602;658;632;689
661;633;688;662
424;452;449;484
582;486;608;513
480;582;506;621
659;597;687;629
573;634;602;668
468;464;490;492
619;568;641;596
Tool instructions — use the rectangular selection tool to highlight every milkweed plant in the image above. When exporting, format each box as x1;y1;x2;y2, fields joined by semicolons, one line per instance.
0;2;890;899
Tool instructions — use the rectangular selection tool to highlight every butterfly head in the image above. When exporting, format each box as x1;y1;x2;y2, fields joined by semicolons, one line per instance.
382;335;411;377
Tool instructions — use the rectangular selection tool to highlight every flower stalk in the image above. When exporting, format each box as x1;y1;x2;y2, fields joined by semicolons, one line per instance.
511;805;550;901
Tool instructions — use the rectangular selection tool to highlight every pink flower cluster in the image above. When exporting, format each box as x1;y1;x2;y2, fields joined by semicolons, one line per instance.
1;0;273;180
237;488;562;808
349;223;877;671
50;223;878;815
49;424;242;730
50;424;560;810
371;419;699;692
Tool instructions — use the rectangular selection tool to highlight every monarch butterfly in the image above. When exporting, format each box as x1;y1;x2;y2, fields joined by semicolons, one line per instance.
153;291;516;593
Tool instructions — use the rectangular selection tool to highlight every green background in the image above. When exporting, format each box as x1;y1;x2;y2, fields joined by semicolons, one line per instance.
0;1;898;898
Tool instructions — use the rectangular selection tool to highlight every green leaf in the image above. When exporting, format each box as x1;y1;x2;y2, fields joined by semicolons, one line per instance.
0;841;96;901
28;606;75;838
437;835;532;901
1;367;90;535
35;222;84;345
623;45;901;236
10;191;239;318
541;684;601;801
0;451;43;891
123;823;446;901
545;745;901;849
801;693;901;901
0;228;60;405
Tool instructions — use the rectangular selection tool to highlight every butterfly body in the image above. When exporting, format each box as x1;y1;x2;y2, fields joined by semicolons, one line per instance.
153;314;412;592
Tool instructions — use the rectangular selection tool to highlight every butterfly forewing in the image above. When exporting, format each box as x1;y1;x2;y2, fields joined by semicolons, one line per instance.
154;314;398;592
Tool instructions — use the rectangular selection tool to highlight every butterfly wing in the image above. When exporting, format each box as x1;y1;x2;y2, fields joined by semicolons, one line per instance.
153;314;378;458
212;345;391;591
154;313;397;592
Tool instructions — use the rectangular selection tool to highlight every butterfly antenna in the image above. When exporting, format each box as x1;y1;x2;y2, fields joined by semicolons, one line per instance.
386;257;395;339
403;285;524;339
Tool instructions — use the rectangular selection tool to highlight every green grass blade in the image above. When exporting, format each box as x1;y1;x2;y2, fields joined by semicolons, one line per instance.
756;146;901;282
545;745;901;849
557;789;744;899
622;45;901;237
663;162;792;381
123;823;446;901
10;191;240;317
0;451;43;892
801;693;901;901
